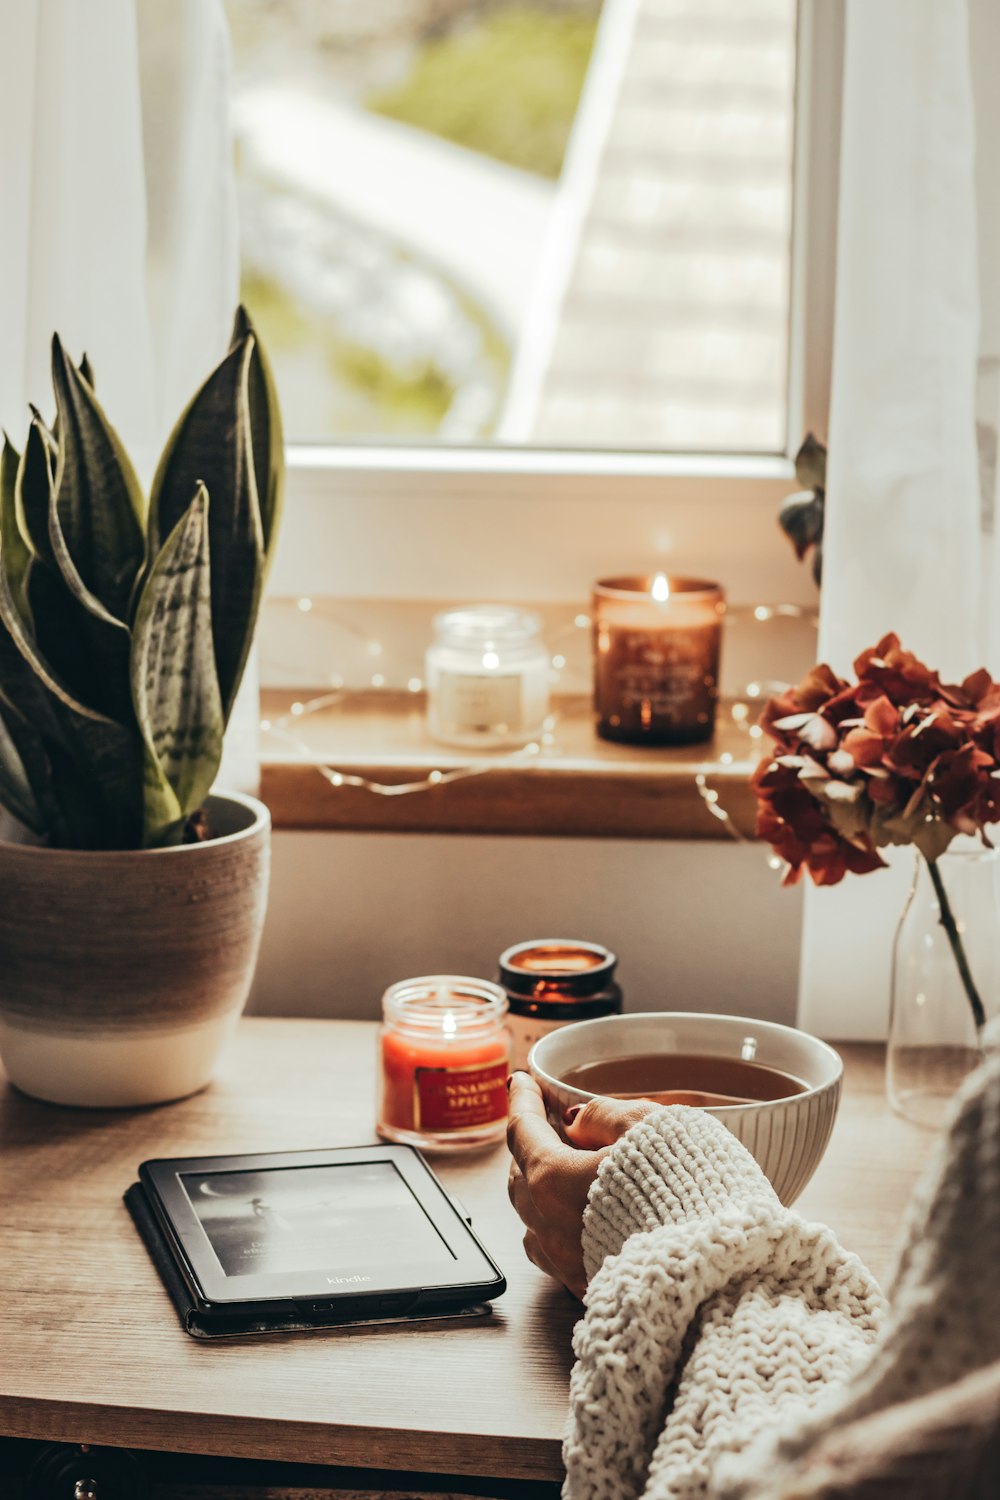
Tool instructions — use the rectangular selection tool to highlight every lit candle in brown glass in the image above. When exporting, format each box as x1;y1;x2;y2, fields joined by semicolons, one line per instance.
592;574;725;745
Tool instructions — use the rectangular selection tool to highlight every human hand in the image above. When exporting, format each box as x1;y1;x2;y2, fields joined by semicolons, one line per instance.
506;1072;658;1299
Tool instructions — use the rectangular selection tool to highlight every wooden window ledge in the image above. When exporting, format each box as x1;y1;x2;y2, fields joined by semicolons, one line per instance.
260;690;761;839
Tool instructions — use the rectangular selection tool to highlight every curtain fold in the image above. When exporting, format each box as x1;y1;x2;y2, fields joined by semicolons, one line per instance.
799;0;988;1039
0;0;237;475
0;0;252;810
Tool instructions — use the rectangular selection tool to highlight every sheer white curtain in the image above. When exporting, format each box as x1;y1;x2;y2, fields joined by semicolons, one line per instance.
798;0;1000;1038
0;0;258;800
0;0;237;470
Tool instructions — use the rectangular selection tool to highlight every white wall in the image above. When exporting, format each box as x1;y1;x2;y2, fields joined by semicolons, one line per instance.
249;835;802;1025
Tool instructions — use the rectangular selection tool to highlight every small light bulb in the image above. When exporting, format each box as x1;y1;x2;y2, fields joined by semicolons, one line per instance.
749;724;763;739
574;613;590;628
768;856;783;871
371;673;385;688
367;641;383;658
297;596;313;613
552;654;566;670
290;701;304;716
482;651;500;670
746;682;761;698
331;772;344;788
720;751;733;765
407;677;423;693
753;606;770;622
260;718;271;732
429;769;443;784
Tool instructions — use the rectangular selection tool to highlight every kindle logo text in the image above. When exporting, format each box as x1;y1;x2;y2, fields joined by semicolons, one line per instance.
325;1274;372;1284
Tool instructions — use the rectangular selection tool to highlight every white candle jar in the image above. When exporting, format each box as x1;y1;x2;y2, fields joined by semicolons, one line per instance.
426;606;550;749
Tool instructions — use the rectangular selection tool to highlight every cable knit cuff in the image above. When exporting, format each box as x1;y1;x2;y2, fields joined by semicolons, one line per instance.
582;1106;784;1282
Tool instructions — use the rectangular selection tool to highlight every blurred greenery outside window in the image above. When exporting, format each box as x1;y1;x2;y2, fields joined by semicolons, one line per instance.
226;0;797;454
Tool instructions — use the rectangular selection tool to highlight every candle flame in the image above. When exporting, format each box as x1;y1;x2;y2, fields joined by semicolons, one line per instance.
651;573;670;602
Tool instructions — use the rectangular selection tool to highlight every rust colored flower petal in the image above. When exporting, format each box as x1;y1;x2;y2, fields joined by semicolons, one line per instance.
867;773;902;806
884;715;964;784
753;636;1000;888
854;635;940;707
862;694;900;738
841;726;888;768
794;662;849;712
929;744;997;826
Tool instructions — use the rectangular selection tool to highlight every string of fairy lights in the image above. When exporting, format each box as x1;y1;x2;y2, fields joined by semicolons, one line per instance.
260;597;816;867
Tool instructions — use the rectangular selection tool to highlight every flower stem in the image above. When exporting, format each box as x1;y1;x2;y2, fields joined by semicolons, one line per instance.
926;858;987;1033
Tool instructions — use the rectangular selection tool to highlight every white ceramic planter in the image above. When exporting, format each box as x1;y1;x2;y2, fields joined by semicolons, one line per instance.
0;792;270;1107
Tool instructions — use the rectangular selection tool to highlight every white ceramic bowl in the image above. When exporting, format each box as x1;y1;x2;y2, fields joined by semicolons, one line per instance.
528;1012;843;1205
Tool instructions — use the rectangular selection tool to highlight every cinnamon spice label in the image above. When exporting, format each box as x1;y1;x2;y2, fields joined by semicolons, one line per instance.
414;1062;509;1131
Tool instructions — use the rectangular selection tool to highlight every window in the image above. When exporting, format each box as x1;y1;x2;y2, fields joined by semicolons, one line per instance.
230;0;843;665
227;0;802;455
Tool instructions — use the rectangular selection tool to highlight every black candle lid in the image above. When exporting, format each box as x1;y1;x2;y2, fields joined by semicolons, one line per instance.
498;940;618;998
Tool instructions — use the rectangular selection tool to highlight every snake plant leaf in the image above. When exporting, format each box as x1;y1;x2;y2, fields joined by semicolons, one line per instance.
51;334;146;621
25;565;105;721
150;335;264;720
0;684;76;842
0;666;107;845
0;608;98;848
0;555;142;846
15;417;57;567
0;619;128;848
46;493;134;724
9;410;133;725
30;405;59;475
0;435;32;626
131;485;224;846
230;306;284;562
0;702;44;833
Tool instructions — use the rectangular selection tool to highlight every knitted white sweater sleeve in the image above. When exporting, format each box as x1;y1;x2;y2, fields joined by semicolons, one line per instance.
564;1107;885;1500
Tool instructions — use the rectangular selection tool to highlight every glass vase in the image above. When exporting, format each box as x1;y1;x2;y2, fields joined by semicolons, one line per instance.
887;841;999;1126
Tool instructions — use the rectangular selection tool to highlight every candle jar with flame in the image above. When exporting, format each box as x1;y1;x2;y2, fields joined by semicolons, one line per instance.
592;575;725;745
377;976;511;1150
426;605;550;749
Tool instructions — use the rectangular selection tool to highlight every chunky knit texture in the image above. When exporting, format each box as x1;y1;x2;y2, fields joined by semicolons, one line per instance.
564;1027;1000;1500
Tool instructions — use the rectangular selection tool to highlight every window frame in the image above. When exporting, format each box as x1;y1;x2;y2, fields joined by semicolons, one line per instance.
263;0;843;614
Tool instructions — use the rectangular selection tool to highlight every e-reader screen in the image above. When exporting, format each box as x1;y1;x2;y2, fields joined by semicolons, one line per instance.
180;1160;455;1279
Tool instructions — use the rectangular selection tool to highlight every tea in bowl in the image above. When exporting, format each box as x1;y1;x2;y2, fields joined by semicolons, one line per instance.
528;1012;843;1205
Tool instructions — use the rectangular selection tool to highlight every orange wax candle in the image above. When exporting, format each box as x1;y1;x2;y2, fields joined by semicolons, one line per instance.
376;976;511;1151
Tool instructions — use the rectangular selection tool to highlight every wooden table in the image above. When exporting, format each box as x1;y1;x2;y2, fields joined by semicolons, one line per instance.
0;1020;935;1498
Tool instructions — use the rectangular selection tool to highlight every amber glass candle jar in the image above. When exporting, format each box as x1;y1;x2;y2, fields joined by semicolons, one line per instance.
592;574;726;745
377;976;511;1151
499;940;623;1071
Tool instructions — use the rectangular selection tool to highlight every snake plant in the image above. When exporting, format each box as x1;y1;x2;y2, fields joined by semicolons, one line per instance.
0;308;283;849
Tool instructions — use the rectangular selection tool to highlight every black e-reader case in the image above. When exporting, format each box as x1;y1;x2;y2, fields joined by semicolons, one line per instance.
125;1142;505;1339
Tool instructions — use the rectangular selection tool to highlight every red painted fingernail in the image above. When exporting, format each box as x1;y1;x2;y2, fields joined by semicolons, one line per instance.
564;1104;583;1125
